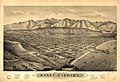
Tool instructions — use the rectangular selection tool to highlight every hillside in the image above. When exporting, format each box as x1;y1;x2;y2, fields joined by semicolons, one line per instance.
70;40;117;71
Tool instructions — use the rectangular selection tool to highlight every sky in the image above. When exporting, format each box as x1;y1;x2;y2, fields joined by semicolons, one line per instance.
4;6;117;25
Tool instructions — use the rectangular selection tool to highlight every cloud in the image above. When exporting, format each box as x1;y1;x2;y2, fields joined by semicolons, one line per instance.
10;10;25;15
66;8;108;19
66;8;79;13
4;6;116;24
80;10;108;18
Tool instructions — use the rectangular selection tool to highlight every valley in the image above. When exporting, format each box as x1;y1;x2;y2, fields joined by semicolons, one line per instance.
4;18;117;71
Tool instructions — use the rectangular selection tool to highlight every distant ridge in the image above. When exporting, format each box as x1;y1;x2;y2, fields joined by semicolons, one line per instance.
4;18;117;32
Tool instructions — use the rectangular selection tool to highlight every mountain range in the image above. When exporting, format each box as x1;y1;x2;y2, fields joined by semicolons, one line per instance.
4;18;117;32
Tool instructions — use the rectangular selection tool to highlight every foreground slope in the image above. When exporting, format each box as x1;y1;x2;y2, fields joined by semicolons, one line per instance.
70;40;117;71
4;40;68;71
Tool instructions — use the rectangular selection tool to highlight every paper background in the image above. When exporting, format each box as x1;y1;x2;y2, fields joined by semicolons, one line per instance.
0;0;120;82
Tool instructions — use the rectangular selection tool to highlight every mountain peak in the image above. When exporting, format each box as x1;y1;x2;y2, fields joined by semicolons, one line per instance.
4;18;117;32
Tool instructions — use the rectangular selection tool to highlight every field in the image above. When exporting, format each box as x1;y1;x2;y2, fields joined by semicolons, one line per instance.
4;29;117;71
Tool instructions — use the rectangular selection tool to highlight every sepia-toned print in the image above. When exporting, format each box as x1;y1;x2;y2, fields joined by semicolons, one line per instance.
4;6;117;71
